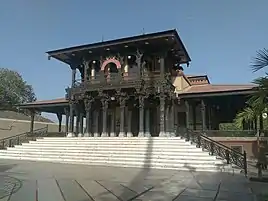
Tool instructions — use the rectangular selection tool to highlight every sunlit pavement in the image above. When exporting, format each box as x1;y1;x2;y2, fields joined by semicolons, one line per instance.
0;159;262;201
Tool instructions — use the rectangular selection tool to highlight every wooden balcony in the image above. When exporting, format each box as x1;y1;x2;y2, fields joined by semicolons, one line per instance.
67;71;173;96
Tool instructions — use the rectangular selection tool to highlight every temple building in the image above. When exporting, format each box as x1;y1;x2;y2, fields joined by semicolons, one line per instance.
20;30;255;138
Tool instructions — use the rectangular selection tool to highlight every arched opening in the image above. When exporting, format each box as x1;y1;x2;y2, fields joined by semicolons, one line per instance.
108;62;118;73
104;62;119;81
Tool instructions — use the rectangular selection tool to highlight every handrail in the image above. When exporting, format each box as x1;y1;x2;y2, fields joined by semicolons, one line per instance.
0;125;48;149
184;129;247;176
0;126;48;141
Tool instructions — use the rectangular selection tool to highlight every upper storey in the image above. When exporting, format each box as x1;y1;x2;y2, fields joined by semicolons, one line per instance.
47;30;191;93
47;29;191;66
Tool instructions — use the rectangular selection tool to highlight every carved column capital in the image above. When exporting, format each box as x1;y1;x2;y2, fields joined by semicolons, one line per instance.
101;98;109;110
201;100;206;111
139;96;145;108
119;96;127;108
84;97;94;111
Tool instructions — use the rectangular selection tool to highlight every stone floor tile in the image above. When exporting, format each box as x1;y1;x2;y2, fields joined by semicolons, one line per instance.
97;180;137;200
9;180;36;201
217;191;255;201
76;179;119;200
174;195;213;201
38;179;64;201
181;188;217;199
56;179;92;201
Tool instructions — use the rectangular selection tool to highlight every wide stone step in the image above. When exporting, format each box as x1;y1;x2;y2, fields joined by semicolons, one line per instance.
4;148;210;156
19;143;199;149
11;146;204;153
0;150;217;160
0;154;229;168
0;152;224;164
38;137;185;141
30;140;192;145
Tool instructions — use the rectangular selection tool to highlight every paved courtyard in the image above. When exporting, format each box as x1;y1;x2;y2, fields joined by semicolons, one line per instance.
0;159;262;201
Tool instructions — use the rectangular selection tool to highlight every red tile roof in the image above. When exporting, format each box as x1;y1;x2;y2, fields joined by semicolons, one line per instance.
182;84;255;94
22;98;68;106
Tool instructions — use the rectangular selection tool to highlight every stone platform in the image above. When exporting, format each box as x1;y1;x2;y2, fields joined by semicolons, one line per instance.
0;159;259;201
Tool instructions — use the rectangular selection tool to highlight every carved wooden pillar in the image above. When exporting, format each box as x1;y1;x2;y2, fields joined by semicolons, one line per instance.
169;102;175;136
159;95;166;136
127;109;133;137
144;108;151;137
192;102;196;130
165;103;170;136
78;112;84;137
68;102;75;137
101;99;109;137
93;110;100;137
30;110;35;133
91;61;96;79
64;108;69;134
138;96;145;137
83;60;89;82
75;112;80;136
201;100;207;132
160;57;165;78
57;113;62;133
185;100;190;130
110;108;116;137
124;56;129;77
119;96;126;137
71;66;76;87
84;98;93;137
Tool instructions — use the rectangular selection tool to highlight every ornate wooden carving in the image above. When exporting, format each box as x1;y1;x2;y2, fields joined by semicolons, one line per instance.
119;92;128;108
84;97;94;111
138;96;145;108
101;98;109;110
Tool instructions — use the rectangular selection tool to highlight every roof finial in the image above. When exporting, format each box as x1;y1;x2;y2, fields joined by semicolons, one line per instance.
142;28;145;35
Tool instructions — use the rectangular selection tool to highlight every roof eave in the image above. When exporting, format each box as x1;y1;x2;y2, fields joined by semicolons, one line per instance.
46;29;177;56
179;89;256;98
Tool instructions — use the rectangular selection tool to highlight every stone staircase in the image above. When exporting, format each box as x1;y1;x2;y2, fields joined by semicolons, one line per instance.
0;137;239;173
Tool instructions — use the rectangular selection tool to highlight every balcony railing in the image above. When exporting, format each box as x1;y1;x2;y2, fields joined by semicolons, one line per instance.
69;71;166;94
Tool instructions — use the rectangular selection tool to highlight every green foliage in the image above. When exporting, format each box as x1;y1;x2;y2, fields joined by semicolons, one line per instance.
251;48;268;72
233;48;268;130
0;68;36;110
234;107;256;129
219;123;240;130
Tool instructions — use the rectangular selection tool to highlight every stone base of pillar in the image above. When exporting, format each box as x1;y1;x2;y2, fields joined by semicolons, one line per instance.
67;132;75;137
110;132;116;137
126;132;133;137
78;133;83;137
101;132;109;137
165;132;171;137
169;132;176;137
144;132;151;137
159;131;166;137
94;133;100;137
118;132;126;137
83;133;92;137
138;132;144;137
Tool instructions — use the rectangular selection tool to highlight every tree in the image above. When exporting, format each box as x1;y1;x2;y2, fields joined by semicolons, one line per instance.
0;68;36;110
234;49;268;129
234;48;268;178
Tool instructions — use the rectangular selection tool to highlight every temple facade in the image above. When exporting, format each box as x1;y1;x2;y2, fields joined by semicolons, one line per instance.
20;30;255;137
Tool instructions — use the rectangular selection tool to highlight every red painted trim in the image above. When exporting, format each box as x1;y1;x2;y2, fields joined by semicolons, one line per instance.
101;58;121;71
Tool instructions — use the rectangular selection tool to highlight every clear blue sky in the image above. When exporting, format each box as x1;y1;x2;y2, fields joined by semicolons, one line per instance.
0;0;267;121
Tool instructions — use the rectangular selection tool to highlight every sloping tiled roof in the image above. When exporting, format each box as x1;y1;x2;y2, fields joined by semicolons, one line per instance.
182;84;255;94
22;98;68;106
